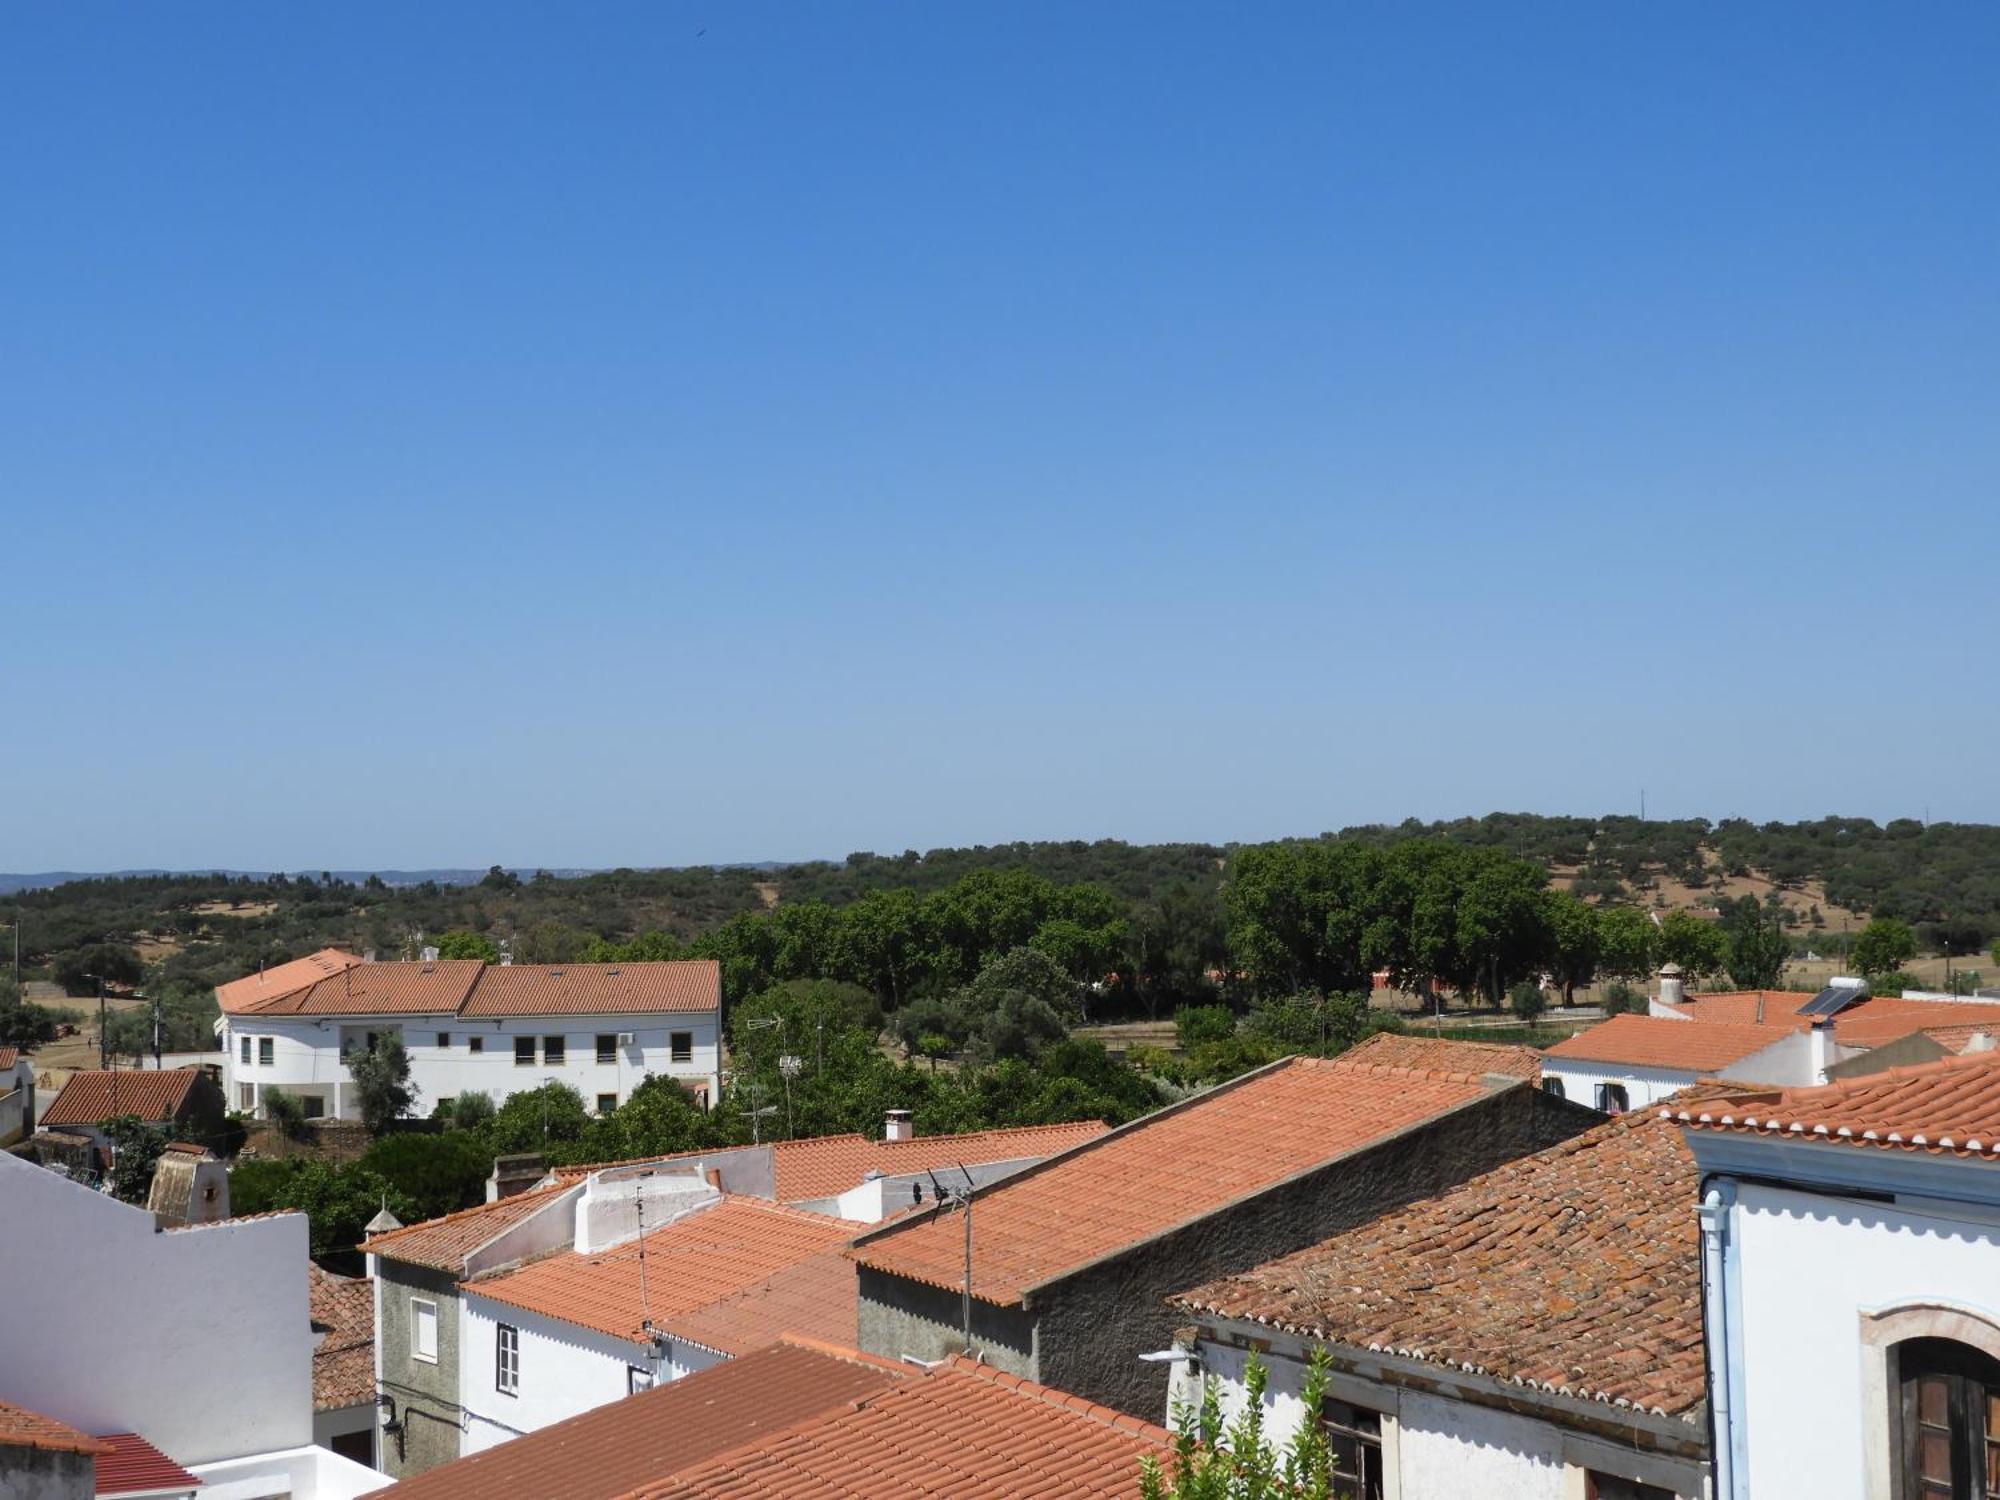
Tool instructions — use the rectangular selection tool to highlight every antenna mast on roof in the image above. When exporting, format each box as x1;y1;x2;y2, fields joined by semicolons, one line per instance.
633;1169;664;1371
925;1163;978;1356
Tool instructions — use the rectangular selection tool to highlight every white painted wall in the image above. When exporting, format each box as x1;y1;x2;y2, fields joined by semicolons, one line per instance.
1185;1338;1703;1500
458;1297;671;1454
1540;1058;1699;1110
221;1013;719;1121
1729;1180;2000;1500
189;1445;387;1500
0;1151;312;1466
796;1156;1050;1223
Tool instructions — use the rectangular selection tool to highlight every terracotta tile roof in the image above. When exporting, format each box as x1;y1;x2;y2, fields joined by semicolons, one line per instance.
1672;1048;2000;1157
41;1069;203;1128
1920;1025;2000;1055
0;1400;107;1456
237;960;483;1016
92;1431;202;1496
1173;1105;1709;1419
309;1264;376;1411
664;1249;858;1355
621;1352;1173;1499
1338;1030;1542;1082
215;947;362;1014
464;1197;859;1346
851;1055;1500;1306
0;1046;19;1071
1543;1014;1784;1072
363;1181;577;1272
1658;990;1811;1027
1665;991;2000;1051
357;1338;907;1500
545;1121;1110;1204
460;962;720;1017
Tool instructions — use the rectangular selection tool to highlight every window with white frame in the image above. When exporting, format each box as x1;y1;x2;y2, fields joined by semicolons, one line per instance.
239;1035;252;1066
597;1034;617;1065
258;1036;274;1066
496;1323;520;1395
670;1031;693;1064
514;1036;535;1067
411;1298;438;1364
238;1083;254;1111
628;1365;654;1394
543;1035;565;1066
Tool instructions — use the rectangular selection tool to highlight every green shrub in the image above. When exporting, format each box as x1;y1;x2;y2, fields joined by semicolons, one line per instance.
1173;1004;1237;1050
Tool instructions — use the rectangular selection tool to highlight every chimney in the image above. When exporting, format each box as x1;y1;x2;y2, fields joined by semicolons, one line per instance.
1966;1032;1997;1055
884;1109;914;1143
1657;964;1685;1009
1807;1018;1837;1083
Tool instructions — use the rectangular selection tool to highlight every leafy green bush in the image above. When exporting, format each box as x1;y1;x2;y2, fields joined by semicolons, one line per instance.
1600;980;1641;1015
1173;1004;1237;1050
1508;981;1548;1023
358;1132;496;1221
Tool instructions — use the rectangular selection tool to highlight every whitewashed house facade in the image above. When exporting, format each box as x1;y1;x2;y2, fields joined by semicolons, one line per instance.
217;956;722;1121
1675;1050;2000;1500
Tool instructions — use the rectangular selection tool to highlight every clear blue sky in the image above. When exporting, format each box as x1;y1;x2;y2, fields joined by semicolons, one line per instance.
5;4;1997;871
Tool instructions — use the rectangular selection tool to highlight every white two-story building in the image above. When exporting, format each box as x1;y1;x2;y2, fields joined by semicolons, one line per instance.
217;954;721;1122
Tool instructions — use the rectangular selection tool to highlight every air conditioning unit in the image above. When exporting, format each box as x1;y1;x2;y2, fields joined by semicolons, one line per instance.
616;1033;635;1048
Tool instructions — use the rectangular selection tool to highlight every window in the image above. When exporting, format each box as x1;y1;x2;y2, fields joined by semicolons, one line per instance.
238;1083;255;1111
411;1298;438;1364
240;1036;252;1066
1898;1338;2000;1498
1595;1082;1629;1115
258;1037;274;1067
597;1093;618;1114
515;1036;535;1067
436;1032;451;1049
468;1034;483;1054
628;1366;654;1394
597;1034;617;1065
543;1035;565;1066
299;1095;326;1119
670;1031;693;1064
1321;1398;1384;1500
1542;1077;1567;1100
496;1323;519;1395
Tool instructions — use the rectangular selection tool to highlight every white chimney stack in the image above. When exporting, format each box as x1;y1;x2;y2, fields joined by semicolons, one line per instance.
884;1109;914;1143
1657;963;1686;1009
1807;1018;1837;1083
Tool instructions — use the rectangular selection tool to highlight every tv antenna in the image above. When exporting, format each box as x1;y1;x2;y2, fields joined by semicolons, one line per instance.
633;1169;664;1367
924;1164;978;1355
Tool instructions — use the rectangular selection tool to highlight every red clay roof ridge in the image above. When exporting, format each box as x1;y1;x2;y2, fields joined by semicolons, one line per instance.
940;1353;1178;1440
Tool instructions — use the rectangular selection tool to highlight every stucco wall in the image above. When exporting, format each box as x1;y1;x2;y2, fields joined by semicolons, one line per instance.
1540;1058;1698;1110
374;1261;465;1478
1731;1179;2000;1500
0;1446;93;1500
222;1014;720;1121
459;1297;653;1453
855;1263;1037;1375
0;1152;310;1466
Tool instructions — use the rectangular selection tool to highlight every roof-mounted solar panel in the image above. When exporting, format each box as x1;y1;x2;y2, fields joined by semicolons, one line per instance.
1800;983;1868;1017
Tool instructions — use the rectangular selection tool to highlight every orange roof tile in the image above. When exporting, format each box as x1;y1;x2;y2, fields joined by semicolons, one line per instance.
1543;1014;1784;1072
358;1339;906;1500
0;1400;107;1456
364;1182;577;1272
238;960;483;1016
851;1056;1500;1306
215;947;362;1014
0;1047;20;1071
1338;1030;1542;1082
1673;1048;2000;1157
41;1069;204;1128
460;962;720;1017
309;1264;375;1411
92;1431;203;1497
621;1352;1173;1499
1174;1105;1709;1419
1666;990;2000;1051
464;1197;858;1346
1661;990;1812;1027
665;1250;858;1356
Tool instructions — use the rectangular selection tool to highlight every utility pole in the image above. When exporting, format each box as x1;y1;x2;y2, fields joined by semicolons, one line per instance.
152;992;163;1069
95;974;106;1070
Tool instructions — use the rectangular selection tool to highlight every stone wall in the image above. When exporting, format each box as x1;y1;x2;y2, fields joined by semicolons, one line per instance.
0;1445;93;1500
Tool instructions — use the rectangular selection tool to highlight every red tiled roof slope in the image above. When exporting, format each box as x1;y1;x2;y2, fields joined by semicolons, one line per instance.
240;960;482;1016
364;1181;576;1272
464;1197;857;1345
460;962;720;1016
1543;1014;1783;1072
621;1354;1173;1499
1174;1106;1708;1418
1673;1048;2000;1157
1339;1030;1542;1082
776;1120;1108;1202
665;1250;857;1355
0;1046;20;1071
92;1431;202;1497
0;1400;106;1456
41;1069;202;1128
309;1264;376;1411
216;947;361;1014
1666;991;2000;1051
357;1339;906;1500
851;1056;1499;1305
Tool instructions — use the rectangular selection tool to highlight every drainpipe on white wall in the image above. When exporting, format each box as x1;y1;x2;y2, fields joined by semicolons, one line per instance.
1699;1180;1739;1500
